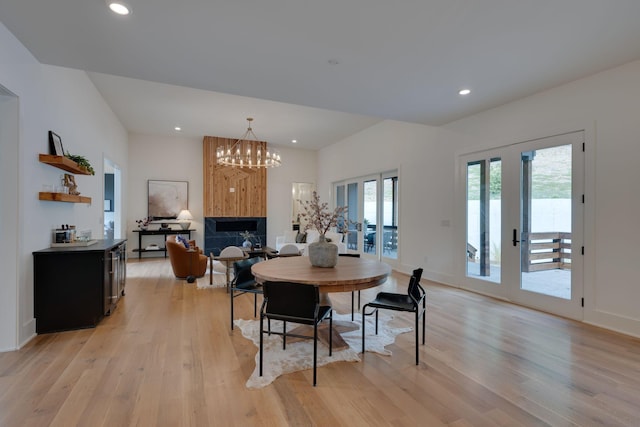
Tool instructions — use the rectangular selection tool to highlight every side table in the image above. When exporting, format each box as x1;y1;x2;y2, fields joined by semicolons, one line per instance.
133;228;193;259
243;246;276;259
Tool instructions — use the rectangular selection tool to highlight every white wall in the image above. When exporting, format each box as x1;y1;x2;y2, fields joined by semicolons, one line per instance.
0;90;19;352
127;133;205;253
443;59;640;337
318;121;461;276
266;146;317;248
0;22;128;350
127;136;317;253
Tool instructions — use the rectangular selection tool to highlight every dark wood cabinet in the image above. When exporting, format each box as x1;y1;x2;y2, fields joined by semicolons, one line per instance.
33;239;126;333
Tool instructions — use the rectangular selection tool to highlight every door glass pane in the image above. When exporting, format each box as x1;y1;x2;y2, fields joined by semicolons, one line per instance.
520;145;572;299
363;180;377;255
382;176;398;259
467;158;501;282
336;185;345;209
346;183;359;251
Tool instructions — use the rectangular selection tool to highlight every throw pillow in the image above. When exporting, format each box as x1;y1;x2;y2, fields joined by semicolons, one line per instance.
176;235;189;249
296;232;307;243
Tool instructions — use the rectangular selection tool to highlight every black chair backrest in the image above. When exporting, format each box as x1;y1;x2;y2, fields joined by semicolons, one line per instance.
233;257;261;284
408;268;424;301
263;281;319;320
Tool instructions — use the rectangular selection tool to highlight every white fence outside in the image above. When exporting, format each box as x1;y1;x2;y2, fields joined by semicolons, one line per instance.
467;199;571;261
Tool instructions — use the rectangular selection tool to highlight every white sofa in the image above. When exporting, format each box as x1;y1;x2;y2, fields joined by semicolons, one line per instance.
275;229;347;255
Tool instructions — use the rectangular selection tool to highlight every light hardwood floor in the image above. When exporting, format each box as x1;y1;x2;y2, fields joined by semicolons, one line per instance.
2;258;640;426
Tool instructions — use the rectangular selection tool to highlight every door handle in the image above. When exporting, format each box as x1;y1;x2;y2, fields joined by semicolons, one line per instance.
512;229;520;246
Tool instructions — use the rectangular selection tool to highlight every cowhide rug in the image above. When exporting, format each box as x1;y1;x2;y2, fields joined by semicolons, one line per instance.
235;312;411;388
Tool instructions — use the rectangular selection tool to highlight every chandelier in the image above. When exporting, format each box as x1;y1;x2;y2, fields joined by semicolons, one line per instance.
216;117;281;168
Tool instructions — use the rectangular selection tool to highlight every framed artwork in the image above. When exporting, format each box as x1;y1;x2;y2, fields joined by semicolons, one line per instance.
49;131;64;156
148;180;188;220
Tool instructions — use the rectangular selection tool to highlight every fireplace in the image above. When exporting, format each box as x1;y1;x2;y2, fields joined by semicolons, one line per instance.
205;217;266;256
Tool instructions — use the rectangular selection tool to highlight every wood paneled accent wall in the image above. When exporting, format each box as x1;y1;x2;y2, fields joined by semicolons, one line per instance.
203;136;267;217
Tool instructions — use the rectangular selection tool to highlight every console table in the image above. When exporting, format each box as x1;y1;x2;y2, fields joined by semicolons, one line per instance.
133;229;193;259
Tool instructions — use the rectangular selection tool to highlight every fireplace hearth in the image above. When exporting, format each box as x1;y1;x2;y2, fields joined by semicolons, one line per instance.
205;217;266;256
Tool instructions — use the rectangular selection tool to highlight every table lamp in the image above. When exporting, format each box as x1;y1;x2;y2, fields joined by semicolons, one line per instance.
177;209;193;230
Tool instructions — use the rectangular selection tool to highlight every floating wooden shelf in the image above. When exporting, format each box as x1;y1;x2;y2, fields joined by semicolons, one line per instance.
39;192;92;204
39;154;91;175
38;153;92;204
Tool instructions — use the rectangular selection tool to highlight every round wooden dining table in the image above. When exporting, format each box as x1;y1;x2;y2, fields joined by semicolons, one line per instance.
251;255;391;292
251;255;391;350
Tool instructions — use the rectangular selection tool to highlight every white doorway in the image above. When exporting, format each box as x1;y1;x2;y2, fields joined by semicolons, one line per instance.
104;157;122;239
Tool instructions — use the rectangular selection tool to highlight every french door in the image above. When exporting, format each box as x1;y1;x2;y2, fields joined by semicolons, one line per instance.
461;131;584;319
334;171;399;261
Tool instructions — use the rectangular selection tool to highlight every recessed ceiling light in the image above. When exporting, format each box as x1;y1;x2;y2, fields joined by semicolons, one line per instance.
291;139;297;144
106;0;131;15
174;126;181;131
458;89;471;95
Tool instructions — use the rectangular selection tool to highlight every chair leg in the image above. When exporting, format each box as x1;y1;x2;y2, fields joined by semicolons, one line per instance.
351;291;355;321
313;323;318;386
361;305;378;353
329;311;333;357
361;305;366;353
422;301;426;345
415;310;419;365
259;315;264;377
282;320;287;350
230;288;235;330
375;309;379;335
253;293;257;317
351;291;362;321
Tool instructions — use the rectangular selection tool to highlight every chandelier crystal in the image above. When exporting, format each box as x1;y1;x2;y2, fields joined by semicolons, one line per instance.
216;118;281;168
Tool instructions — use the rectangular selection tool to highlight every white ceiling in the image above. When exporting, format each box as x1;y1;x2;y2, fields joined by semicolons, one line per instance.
2;0;640;149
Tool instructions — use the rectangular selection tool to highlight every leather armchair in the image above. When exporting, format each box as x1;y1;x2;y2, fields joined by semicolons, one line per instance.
166;235;208;279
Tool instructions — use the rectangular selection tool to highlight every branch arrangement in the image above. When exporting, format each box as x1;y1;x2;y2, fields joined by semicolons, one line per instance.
298;191;348;236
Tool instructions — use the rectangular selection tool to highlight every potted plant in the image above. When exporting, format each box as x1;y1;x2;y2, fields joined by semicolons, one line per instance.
64;152;95;175
239;230;254;249
298;191;348;267
136;217;151;230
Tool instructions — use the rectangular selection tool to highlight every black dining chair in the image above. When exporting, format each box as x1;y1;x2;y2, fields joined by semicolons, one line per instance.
364;232;376;252
361;268;425;365
230;257;263;330
338;253;362;320
259;281;333;386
